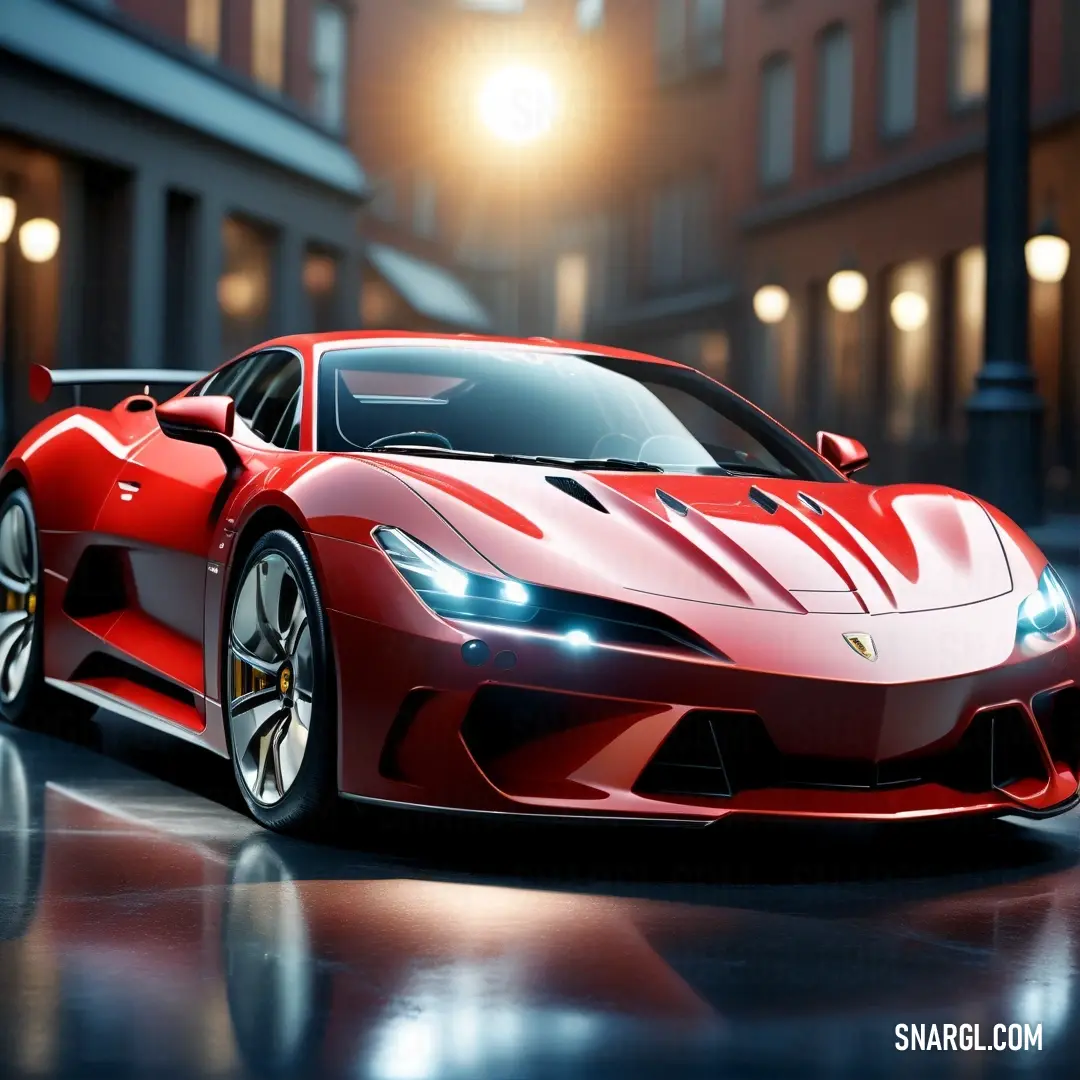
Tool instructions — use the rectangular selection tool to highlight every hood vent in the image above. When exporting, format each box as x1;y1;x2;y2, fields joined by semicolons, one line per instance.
655;488;689;517
545;475;608;513
748;486;779;515
798;492;824;515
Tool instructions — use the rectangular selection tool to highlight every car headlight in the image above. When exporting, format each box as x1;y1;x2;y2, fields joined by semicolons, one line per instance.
373;526;538;623
1017;565;1074;640
373;526;727;659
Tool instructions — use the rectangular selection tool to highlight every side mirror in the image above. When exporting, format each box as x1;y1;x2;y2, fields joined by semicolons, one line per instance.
817;431;870;476
156;395;243;472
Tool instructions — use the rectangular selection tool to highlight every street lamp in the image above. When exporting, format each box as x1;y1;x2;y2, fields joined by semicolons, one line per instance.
889;290;929;332
18;217;60;264
753;284;790;324
1025;217;1070;284
827;268;868;314
965;0;1043;526
0;198;14;245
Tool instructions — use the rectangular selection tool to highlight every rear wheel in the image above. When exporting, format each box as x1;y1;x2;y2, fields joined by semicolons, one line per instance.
225;530;337;833
0;487;95;734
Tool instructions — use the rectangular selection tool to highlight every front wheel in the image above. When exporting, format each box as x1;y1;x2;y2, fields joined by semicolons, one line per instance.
0;487;95;734
224;530;337;833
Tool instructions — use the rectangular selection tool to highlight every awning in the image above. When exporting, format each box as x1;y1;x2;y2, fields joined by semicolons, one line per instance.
366;243;491;331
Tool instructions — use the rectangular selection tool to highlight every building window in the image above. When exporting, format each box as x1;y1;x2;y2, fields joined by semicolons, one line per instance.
187;0;221;57
880;0;917;136
412;174;438;239
656;1;724;79
759;54;795;186
817;24;853;162
648;175;714;290
576;0;604;32
952;245;985;432
252;0;287;91
304;249;339;332
656;0;688;83
312;3;347;132
219;217;275;362
693;0;726;70
953;0;990;106
885;259;937;441
554;253;590;338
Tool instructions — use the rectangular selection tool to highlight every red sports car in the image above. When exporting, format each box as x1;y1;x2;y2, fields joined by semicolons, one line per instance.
0;332;1076;833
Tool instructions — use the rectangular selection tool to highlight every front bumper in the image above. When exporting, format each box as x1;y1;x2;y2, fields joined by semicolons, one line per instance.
315;536;1080;824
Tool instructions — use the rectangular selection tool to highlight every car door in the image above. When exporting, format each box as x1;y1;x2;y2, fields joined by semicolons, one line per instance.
93;350;302;710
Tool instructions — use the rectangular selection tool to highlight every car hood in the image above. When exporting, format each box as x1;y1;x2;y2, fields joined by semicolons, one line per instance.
369;457;1013;615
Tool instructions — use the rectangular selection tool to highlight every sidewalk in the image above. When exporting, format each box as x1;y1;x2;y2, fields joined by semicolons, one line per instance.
1027;514;1080;569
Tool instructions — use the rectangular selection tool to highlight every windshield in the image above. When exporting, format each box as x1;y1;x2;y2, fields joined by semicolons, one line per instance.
317;345;841;481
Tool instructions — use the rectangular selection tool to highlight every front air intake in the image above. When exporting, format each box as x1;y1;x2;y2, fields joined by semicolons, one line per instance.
1032;687;1080;773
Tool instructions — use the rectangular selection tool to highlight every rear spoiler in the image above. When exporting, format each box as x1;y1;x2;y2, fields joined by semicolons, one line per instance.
30;365;207;405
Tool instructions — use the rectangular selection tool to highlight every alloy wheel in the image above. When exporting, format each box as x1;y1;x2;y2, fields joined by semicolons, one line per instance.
0;499;38;705
228;553;314;806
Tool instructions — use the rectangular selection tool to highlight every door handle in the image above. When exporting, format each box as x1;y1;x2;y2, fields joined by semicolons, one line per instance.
118;480;140;502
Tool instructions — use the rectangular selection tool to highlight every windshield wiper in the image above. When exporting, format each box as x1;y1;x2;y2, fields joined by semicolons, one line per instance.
357;446;664;472
530;456;664;473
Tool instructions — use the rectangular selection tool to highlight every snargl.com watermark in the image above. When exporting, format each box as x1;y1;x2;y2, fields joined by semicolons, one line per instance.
895;1023;1042;1052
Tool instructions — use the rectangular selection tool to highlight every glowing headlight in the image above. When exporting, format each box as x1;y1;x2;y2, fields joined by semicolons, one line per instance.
1017;565;1074;640
374;526;536;622
373;527;728;660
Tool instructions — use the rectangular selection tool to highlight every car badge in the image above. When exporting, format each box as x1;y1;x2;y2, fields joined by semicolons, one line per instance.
843;632;877;662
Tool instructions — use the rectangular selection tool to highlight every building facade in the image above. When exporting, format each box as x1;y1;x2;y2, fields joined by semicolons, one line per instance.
0;0;366;448
516;0;1080;507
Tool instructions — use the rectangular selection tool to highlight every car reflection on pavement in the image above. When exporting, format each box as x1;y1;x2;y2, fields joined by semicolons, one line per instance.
1;724;1080;1079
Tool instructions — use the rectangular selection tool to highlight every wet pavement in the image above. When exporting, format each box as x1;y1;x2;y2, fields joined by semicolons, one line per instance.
1;704;1080;1079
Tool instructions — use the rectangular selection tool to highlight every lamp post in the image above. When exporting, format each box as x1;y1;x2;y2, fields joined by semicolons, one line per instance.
965;0;1043;525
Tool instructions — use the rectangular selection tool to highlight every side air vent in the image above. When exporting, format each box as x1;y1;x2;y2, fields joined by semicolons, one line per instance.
748;486;779;515
798;492;825;515
655;488;689;516
71;653;197;708
545;475;608;513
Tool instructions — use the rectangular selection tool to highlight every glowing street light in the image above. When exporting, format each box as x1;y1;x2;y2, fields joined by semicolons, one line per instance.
827;268;869;313
889;290;929;332
18;217;60;264
478;65;557;145
0;197;14;245
1026;218;1070;284
753;284;790;325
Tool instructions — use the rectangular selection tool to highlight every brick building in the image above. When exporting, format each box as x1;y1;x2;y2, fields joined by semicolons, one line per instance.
0;0;366;447
517;0;1080;505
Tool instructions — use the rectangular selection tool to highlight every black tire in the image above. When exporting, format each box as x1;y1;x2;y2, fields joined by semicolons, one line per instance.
224;529;337;833
0;487;96;736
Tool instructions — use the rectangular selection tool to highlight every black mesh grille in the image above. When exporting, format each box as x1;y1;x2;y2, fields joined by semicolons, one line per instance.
634;705;1049;800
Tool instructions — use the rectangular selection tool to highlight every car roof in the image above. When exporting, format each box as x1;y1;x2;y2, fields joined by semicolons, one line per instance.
251;330;688;370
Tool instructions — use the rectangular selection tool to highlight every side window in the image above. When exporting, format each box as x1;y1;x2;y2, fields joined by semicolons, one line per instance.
195;350;302;448
200;357;252;398
236;351;303;446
